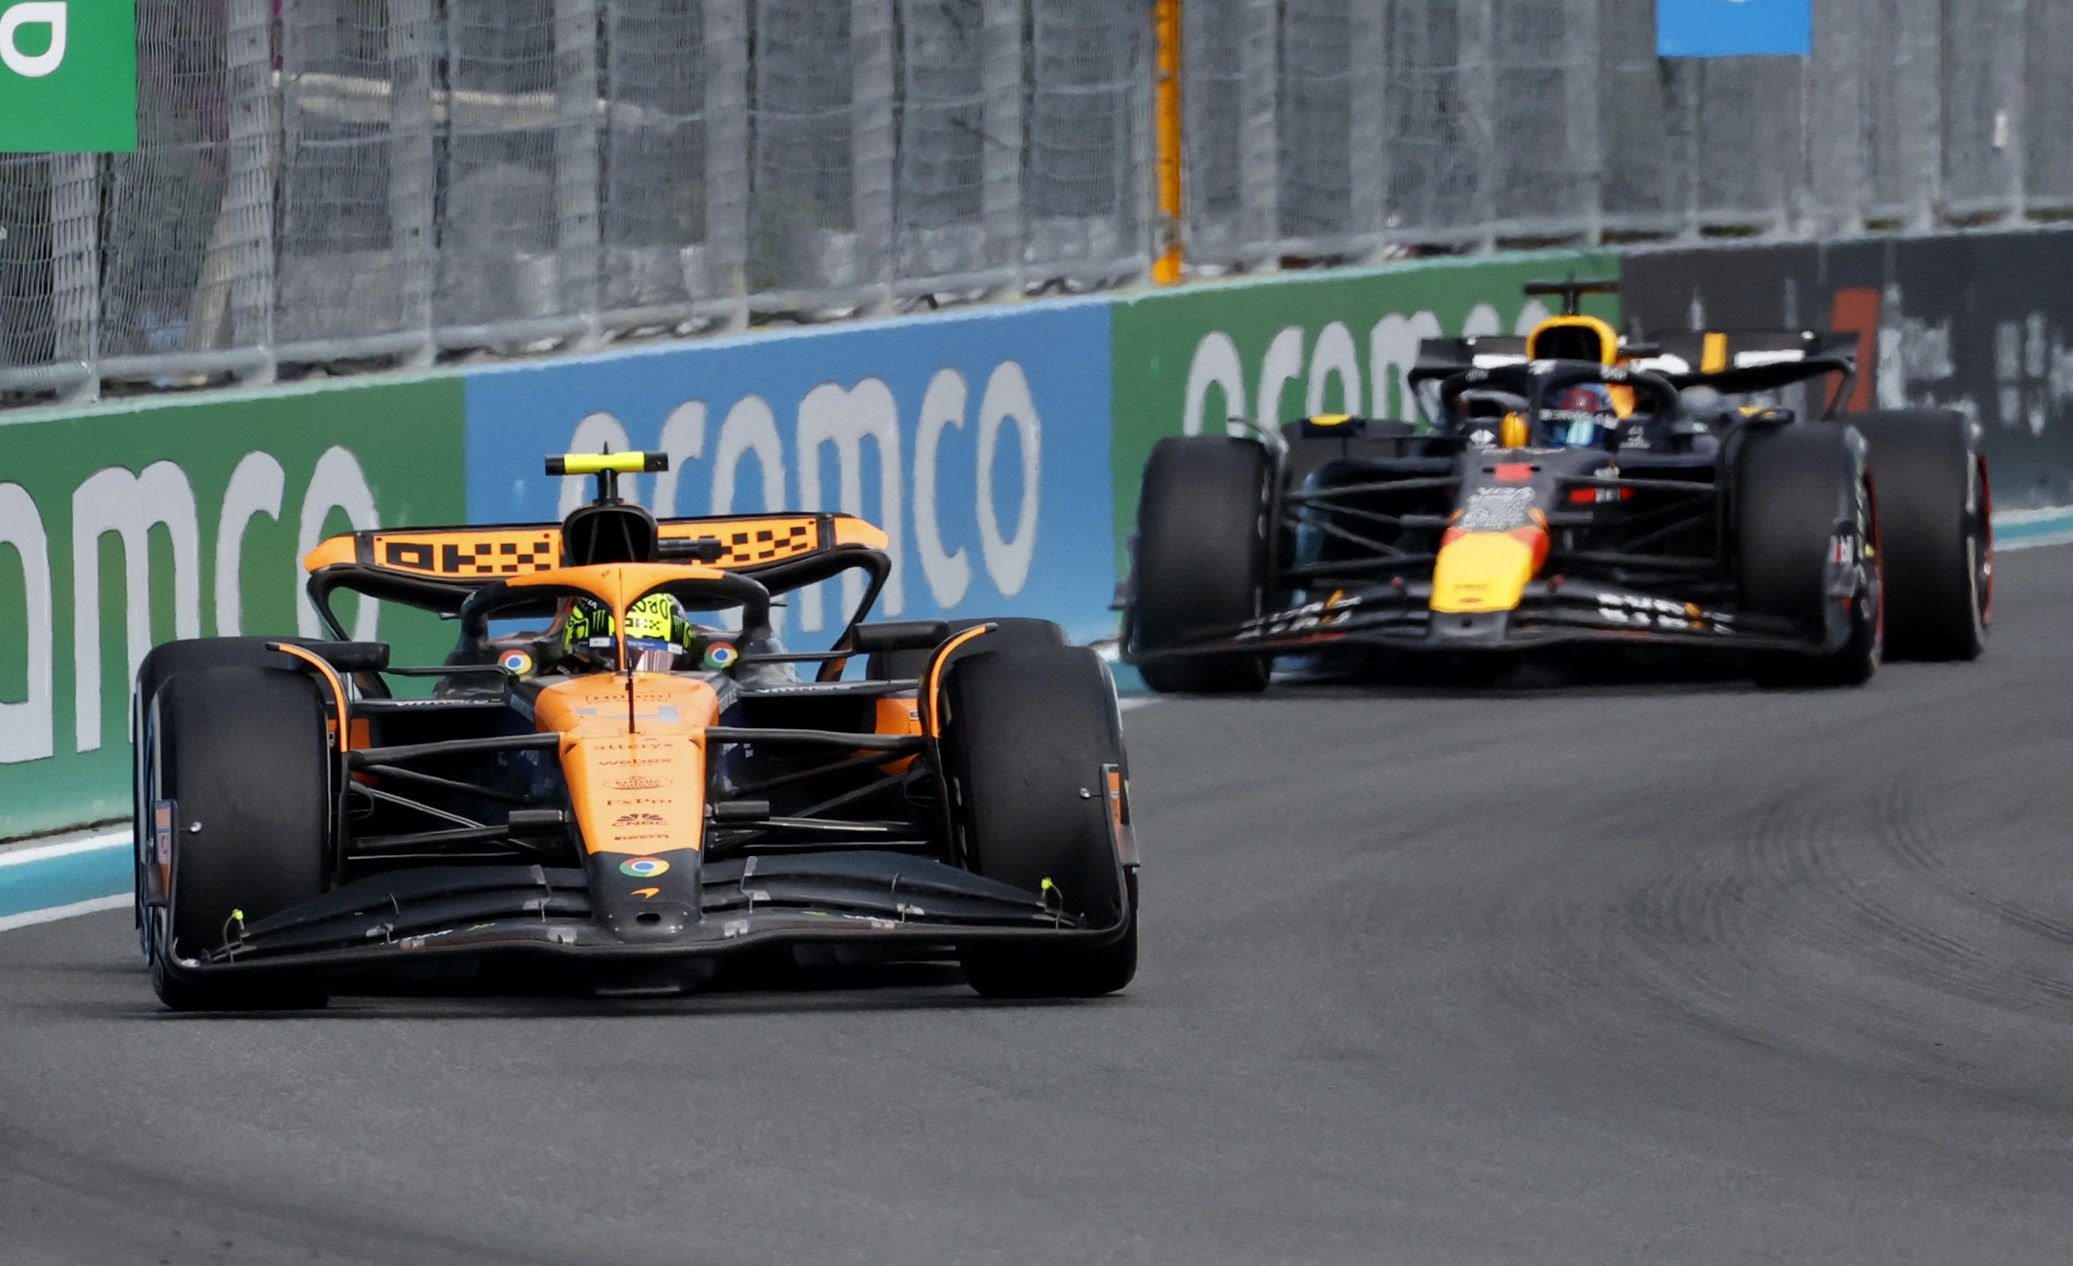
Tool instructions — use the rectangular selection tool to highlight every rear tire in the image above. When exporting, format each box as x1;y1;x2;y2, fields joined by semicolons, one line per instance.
1734;425;1881;688
941;645;1136;998
1853;409;1991;661
1128;436;1273;693
148;665;332;1011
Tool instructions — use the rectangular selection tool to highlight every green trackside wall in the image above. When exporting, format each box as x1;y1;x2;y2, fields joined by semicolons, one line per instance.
0;379;467;838
1108;250;1621;570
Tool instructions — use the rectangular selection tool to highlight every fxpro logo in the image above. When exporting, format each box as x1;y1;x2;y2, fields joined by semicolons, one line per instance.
0;3;65;78
0;0;135;153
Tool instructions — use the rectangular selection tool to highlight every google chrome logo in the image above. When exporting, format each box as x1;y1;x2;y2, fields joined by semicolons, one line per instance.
618;856;670;879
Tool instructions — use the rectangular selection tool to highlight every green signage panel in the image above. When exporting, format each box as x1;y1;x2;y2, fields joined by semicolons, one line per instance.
0;1;137;152
0;376;467;838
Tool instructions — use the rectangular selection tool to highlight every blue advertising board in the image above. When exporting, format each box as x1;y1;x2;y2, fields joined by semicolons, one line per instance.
1657;0;1811;57
463;300;1119;643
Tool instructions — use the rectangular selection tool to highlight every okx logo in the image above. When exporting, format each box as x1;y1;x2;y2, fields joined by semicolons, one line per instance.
0;1;135;153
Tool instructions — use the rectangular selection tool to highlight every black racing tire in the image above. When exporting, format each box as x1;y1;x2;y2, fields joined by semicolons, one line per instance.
1734;425;1882;689
1852;409;1991;661
147;665;332;1011
865;617;1067;683
941;645;1136;998
131;638;310;959
1128;436;1273;693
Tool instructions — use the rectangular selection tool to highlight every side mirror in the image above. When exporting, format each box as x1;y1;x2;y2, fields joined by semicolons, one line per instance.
1298;414;1370;439
1734;405;1796;429
850;620;953;654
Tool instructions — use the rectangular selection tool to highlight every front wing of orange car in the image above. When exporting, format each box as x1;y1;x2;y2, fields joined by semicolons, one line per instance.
152;851;1131;986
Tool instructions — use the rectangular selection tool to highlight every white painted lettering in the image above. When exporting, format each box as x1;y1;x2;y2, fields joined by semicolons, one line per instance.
72;463;200;753
797;379;904;628
913;368;972;607
297;448;379;641
0;483;53;764
214;452;283;637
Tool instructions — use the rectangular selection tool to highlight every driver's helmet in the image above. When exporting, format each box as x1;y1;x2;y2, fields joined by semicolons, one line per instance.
1457;388;1532;448
1541;384;1624;449
562;592;701;672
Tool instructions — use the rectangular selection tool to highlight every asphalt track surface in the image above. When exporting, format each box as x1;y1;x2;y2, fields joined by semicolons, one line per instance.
5;550;2073;1265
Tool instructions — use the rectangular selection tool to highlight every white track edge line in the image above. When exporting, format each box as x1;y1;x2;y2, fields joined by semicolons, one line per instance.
1998;529;2073;552
0;830;131;867
0;894;129;933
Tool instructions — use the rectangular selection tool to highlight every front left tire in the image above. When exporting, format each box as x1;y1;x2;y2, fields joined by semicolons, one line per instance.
939;643;1136;998
1734;423;1882;688
1127;435;1275;693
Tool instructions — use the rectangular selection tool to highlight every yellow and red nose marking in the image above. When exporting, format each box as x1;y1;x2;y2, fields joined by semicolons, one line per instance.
1431;521;1550;615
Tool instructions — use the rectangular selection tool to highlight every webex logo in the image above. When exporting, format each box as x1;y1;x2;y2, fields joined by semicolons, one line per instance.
0;0;135;153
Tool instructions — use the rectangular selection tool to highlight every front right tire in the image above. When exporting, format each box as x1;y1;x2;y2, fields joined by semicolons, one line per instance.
132;637;315;962
146;663;333;1011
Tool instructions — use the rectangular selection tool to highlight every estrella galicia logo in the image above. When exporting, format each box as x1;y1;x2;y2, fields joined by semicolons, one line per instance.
608;774;670;791
0;1;137;153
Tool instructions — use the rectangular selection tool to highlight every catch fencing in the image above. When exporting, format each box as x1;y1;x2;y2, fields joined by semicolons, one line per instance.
0;0;2062;405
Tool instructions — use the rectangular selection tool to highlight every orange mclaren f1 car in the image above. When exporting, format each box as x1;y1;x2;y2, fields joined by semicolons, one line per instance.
132;452;1136;1010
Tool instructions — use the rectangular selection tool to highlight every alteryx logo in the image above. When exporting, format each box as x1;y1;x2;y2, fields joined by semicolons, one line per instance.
0;0;136;153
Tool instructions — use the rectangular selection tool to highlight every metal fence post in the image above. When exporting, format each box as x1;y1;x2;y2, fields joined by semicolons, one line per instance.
2009;0;2030;222
982;0;1025;296
1153;0;1184;282
1899;0;1942;228
388;0;438;365
1130;0;1156;284
704;0;750;332
1803;0;1865;236
1457;0;1496;250
1348;0;1388;261
853;0;897;314
49;154;100;403
2020;0;2073;216
555;0;603;345
1238;0;1277;270
1563;0;1603;245
1672;62;1702;239
226;0;278;383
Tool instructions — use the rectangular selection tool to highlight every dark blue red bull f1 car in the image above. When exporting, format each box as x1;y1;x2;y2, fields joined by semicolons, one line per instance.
1122;279;1991;691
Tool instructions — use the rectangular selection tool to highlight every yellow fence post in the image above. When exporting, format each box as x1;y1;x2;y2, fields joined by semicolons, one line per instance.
1153;0;1184;285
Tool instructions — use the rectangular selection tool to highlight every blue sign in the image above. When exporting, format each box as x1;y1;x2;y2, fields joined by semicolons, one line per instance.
463;301;1119;645
1657;0;1811;57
